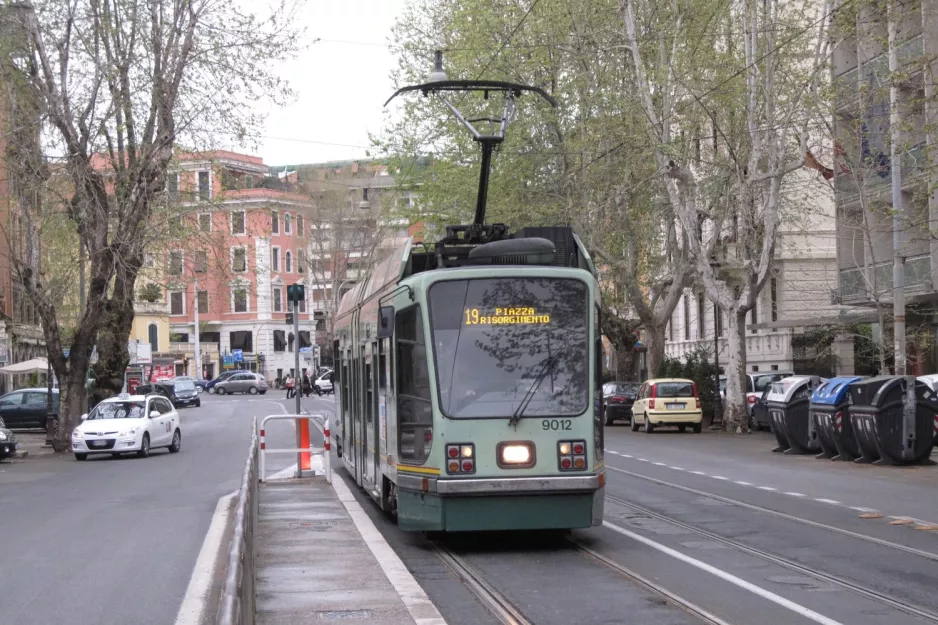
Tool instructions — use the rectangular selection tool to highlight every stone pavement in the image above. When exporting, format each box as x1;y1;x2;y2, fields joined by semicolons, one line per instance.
255;476;446;625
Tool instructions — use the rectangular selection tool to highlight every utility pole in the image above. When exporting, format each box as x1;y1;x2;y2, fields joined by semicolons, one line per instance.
713;301;723;426
887;1;916;458
193;278;201;379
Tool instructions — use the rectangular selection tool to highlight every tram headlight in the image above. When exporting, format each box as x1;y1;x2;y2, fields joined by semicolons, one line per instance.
497;442;535;468
501;444;531;464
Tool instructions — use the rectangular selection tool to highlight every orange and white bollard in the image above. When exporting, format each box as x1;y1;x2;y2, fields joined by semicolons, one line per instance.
297;417;312;472
324;421;331;452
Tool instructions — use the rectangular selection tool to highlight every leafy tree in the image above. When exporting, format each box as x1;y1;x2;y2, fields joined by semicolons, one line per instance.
1;0;302;450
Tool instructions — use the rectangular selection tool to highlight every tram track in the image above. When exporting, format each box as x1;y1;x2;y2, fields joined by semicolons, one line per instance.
603;493;938;624
605;464;938;562
433;542;534;625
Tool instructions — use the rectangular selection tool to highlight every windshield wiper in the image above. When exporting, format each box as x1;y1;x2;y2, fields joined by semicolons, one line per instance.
510;356;557;428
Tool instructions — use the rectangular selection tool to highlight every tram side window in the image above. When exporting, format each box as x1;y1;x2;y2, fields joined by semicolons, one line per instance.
396;306;432;462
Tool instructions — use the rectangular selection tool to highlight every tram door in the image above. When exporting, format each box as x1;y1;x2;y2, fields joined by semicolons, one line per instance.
362;342;376;490
356;343;366;486
343;347;357;477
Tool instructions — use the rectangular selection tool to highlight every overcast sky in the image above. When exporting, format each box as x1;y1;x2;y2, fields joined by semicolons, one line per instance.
241;0;409;168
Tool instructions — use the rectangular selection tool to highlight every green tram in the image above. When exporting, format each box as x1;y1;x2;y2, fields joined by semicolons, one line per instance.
333;226;606;532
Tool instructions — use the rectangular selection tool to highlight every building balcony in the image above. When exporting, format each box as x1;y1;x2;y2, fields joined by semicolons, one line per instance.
135;301;169;316
169;342;192;353
836;255;933;304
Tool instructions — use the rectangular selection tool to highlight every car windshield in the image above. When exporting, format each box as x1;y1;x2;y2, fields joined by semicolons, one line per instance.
174;381;196;390
611;383;638;395
89;401;146;420
754;373;791;392
655;382;694;398
428;277;589;418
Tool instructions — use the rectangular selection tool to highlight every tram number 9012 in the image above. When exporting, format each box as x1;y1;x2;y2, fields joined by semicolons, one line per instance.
542;419;572;431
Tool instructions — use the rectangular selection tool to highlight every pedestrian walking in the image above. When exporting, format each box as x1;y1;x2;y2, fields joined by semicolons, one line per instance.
302;369;312;397
285;374;295;399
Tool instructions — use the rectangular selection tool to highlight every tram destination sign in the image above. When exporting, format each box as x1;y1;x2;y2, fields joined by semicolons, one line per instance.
463;307;550;326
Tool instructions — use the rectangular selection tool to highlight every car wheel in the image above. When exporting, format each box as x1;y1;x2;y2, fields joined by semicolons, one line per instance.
75;453;88;461
644;414;655;433
137;433;150;458
197;387;204;395
216;387;226;396
248;386;258;395
693;423;702;433
169;429;181;453
196;399;201;407
208;387;216;395
631;416;639;432
678;425;687;433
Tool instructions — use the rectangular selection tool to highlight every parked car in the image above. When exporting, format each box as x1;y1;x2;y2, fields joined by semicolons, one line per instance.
206;371;241;394
71;392;181;460
136;380;201;408
749;386;772;430
0;388;59;429
602;381;639;425
313;370;334;395
214;372;268;395
171;376;207;393
631;378;703;433
0;418;17;460
719;372;794;415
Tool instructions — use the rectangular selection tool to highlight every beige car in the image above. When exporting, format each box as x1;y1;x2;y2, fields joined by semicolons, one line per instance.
631;378;703;433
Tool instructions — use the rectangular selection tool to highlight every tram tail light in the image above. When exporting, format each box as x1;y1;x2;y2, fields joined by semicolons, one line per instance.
446;443;475;474
558;440;587;471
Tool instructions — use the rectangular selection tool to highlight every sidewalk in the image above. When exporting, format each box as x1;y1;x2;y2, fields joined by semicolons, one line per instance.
255;475;447;625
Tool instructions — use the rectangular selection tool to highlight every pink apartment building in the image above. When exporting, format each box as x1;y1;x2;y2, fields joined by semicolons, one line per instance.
162;151;322;381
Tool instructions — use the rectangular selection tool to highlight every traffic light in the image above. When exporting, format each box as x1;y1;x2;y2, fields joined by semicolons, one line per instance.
287;284;305;303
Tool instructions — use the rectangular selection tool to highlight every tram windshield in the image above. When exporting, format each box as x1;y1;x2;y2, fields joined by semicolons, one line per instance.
428;277;590;418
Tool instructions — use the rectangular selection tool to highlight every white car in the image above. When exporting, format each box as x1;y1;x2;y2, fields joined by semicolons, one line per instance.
71;393;181;461
314;370;334;395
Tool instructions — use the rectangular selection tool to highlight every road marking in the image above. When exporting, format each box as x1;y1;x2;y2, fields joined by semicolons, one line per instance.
711;475;728;480
670;466;685;471
757;486;777;491
815;498;841;505
621;454;633;458
653;462;666;466
333;473;448;625
608;450;621;455
637;458;650;462
689;470;706;475
785;492;805;498
604;521;845;625
173;491;237;625
850;506;877;512
734;480;753;486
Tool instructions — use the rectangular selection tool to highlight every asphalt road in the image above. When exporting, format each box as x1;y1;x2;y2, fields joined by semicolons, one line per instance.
335;416;938;625
0;392;309;625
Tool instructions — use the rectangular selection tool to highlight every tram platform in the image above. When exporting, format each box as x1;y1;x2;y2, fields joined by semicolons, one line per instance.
255;474;447;625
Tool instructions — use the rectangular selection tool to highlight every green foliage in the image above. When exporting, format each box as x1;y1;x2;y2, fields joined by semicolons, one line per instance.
138;283;163;303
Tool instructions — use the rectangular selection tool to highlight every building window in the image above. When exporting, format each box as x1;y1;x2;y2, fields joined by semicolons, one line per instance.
143;253;156;268
683;295;690;340
197;171;210;201
170;291;184;316
199;213;212;232
284;213;292;235
169;251;183;275
271;211;279;234
232;287;248;313
148;323;159;353
229;330;253;352
697;293;706;339
197;290;209;314
273;330;286;352
298;298;306;313
771;278;778;322
194;251;208;273
232;247;247;273
272;286;282;312
297;214;304;235
166;173;179;202
298;331;311;348
288;332;295;352
285;251;292;273
715;309;723;338
271;247;280;272
231;210;246;235
750;298;758;334
668;313;674;341
297;249;305;274
170;332;189;343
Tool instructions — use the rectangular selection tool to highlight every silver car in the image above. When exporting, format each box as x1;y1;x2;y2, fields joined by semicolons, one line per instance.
214;372;267;395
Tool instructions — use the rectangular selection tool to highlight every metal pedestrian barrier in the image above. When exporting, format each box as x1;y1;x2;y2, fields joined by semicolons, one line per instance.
258;413;332;483
218;417;258;625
